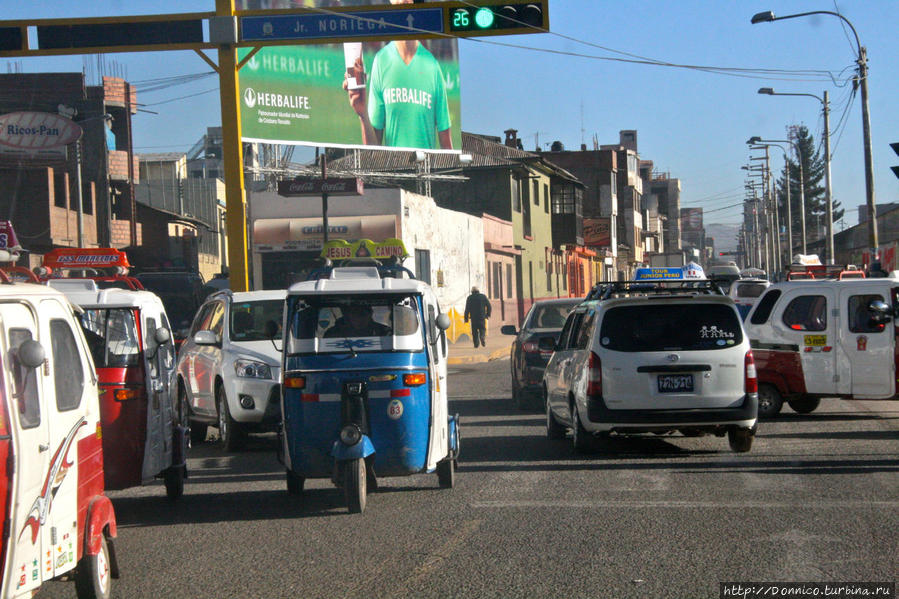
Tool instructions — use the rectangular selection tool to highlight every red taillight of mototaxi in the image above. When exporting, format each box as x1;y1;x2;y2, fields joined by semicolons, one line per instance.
745;350;758;394
587;351;602;397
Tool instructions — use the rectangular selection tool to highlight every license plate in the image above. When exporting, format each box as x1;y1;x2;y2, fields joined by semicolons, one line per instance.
657;374;694;393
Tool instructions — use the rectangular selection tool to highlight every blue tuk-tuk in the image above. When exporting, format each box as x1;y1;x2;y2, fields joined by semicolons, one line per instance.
278;263;458;513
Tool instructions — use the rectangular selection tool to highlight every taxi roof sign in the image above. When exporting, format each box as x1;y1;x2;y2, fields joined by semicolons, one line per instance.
42;247;132;269
321;238;409;262
634;263;706;281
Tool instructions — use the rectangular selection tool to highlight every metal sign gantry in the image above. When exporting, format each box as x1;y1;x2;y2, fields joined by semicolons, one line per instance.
0;0;548;291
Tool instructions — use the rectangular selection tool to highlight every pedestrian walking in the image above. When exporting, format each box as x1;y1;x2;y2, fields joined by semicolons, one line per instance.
464;286;491;348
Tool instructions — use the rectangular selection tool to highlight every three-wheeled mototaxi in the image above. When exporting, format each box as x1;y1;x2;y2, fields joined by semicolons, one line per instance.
0;283;119;598
48;277;187;500
278;255;458;513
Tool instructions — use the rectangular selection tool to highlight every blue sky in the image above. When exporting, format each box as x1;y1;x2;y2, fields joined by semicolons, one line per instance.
4;1;897;250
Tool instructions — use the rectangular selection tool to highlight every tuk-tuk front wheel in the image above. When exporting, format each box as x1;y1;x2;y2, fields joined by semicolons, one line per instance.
788;396;821;414
437;458;454;489
344;458;367;514
164;466;185;501
286;470;304;495
74;534;111;599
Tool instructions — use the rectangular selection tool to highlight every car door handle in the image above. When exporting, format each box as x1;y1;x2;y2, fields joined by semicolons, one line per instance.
39;443;50;452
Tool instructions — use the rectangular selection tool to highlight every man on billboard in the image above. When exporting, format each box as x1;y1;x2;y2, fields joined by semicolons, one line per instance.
343;0;453;149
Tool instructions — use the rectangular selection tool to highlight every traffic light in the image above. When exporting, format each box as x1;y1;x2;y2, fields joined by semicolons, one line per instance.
447;1;548;37
891;142;899;180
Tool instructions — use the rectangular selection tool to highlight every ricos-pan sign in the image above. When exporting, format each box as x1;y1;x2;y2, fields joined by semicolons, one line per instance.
0;111;82;149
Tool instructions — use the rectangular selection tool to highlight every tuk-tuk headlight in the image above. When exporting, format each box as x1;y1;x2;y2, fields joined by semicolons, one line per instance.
234;359;272;379
339;424;362;446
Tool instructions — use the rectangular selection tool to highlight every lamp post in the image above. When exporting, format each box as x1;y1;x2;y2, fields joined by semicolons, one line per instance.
72;113;113;248
750;142;792;267
749;136;806;256
752;9;876;254
758;87;833;264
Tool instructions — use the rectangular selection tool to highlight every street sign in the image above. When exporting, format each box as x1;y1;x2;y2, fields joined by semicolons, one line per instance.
240;8;444;42
891;142;899;180
278;177;363;197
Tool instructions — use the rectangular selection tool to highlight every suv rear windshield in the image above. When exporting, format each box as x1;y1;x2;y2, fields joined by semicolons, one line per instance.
78;308;141;367
736;282;768;298
599;303;742;352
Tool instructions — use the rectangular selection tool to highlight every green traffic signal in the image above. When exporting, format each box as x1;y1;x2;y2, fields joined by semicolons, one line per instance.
474;7;495;29
447;2;546;34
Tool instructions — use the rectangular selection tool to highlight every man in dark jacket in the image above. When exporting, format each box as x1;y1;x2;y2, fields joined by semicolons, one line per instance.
464;286;491;348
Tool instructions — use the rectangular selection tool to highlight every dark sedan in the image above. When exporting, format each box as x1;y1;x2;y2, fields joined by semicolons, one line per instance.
502;298;581;410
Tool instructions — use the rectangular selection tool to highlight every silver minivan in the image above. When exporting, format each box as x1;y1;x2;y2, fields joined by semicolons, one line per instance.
542;281;758;453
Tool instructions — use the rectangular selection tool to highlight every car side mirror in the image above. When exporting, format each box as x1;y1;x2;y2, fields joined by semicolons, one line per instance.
193;330;219;346
154;327;171;345
500;324;517;336
265;320;280;338
537;336;556;352
435;313;450;331
868;299;892;324
18;339;46;369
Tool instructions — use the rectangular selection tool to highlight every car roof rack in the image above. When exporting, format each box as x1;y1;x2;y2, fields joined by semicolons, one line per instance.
586;279;726;301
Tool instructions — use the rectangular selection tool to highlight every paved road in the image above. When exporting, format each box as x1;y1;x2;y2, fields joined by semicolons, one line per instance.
37;359;898;598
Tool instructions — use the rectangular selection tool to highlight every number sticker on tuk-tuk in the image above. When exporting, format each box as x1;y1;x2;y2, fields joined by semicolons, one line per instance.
387;399;403;420
804;334;827;346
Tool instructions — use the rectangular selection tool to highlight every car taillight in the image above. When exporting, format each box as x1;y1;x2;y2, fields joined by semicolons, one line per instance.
522;341;539;353
587;351;602;397
744;350;758;394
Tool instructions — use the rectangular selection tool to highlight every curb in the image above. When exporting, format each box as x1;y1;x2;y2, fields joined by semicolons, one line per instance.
447;345;510;365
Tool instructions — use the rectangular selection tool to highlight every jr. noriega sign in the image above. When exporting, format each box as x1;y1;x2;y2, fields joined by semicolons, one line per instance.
277;177;363;197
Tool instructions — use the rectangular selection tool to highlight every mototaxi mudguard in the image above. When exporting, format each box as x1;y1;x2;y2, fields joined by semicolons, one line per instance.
85;495;120;578
448;413;460;459
330;434;376;461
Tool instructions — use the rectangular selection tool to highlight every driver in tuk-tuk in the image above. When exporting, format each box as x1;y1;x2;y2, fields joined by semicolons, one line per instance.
325;304;391;338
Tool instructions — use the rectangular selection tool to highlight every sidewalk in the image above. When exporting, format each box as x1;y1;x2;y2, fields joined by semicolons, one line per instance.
447;330;511;365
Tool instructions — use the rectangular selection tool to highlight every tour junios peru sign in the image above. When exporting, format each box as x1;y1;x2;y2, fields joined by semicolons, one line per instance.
0;111;82;149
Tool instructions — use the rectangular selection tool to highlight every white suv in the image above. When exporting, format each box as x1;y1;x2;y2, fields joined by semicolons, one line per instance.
176;289;286;451
542;280;758;453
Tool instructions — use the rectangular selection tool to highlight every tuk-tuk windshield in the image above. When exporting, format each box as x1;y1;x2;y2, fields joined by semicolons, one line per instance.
78;308;141;367
286;294;422;354
230;299;285;342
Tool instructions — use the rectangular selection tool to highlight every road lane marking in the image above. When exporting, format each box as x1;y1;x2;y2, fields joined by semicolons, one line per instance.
471;500;899;509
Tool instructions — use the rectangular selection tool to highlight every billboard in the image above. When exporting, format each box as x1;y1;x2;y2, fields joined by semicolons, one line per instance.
583;218;611;247
236;1;461;153
680;207;703;233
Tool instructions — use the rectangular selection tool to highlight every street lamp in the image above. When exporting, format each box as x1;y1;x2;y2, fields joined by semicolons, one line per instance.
752;9;876;254
758;87;833;264
749;136;806;256
749;141;793;268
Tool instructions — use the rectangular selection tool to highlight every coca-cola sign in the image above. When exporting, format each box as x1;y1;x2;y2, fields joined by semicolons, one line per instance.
278;177;363;197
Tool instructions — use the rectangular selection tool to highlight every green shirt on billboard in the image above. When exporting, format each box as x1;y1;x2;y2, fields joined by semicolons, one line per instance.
367;42;452;150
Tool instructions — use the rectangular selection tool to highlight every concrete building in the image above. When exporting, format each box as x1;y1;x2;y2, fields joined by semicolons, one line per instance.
602;131;644;278
0;73;140;264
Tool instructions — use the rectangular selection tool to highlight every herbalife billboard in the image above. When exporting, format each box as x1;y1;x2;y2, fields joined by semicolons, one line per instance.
237;0;461;153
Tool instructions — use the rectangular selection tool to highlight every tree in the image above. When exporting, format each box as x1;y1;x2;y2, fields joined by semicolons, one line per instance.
775;125;843;255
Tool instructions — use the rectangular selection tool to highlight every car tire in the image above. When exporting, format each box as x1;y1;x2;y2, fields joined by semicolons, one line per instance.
216;385;244;452
545;392;565;440
571;403;593;454
437;458;455;489
728;427;754;453
74;534;111;599
757;384;784;419
286;469;304;495
344;458;367;514
163;466;185;501
788;396;821;414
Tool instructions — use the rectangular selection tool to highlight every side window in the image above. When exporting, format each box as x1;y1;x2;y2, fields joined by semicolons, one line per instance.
558;312;581;350
574;312;595;350
848;294;886;334
782;295;827;332
9;328;40;429
750;289;781;325
190;303;213;337
145;317;159;377
50;319;85;411
208;302;225;337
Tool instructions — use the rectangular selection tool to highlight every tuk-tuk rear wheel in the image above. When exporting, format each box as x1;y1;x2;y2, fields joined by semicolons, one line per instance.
164;467;185;501
286;470;304;495
344;458;367;514
74;534;111;599
437;458;454;489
